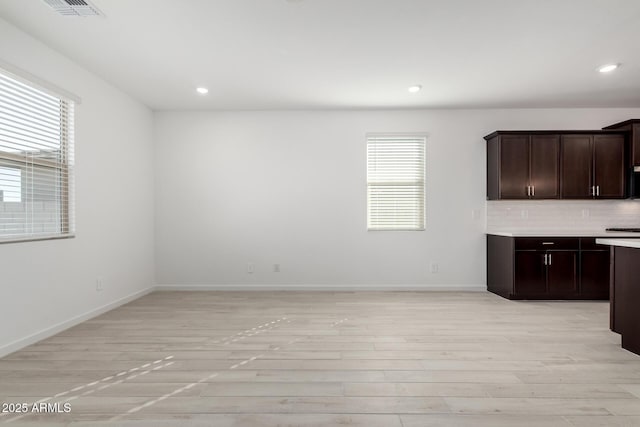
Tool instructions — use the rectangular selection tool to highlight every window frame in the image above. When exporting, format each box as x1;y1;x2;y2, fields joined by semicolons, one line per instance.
0;68;75;244
366;133;426;232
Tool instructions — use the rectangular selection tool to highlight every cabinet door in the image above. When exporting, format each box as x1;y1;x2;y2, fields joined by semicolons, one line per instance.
529;135;559;199
547;251;578;296
594;134;625;198
580;250;610;299
561;135;593;198
499;135;530;199
633;124;640;167
487;136;500;200
515;251;547;296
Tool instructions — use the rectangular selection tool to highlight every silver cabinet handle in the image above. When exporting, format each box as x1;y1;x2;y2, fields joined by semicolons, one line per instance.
527;186;531;197
596;185;600;196
543;254;548;265
589;186;594;196
548;254;552;265
531;185;535;197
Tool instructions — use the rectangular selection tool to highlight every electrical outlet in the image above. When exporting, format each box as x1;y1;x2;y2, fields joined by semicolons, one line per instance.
96;277;104;292
247;262;255;274
471;209;481;220
273;264;280;272
430;263;439;273
520;209;529;219
582;209;590;219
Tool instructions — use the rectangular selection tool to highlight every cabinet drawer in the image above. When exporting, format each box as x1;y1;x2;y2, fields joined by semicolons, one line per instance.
514;237;579;250
580;237;610;250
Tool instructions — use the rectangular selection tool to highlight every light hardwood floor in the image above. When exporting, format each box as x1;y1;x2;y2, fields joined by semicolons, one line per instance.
2;291;640;426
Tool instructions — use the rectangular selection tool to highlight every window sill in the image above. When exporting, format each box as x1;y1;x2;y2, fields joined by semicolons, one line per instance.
0;234;76;245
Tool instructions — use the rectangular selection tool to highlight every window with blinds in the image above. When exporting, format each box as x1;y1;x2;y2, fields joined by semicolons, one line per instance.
0;69;75;242
367;135;425;231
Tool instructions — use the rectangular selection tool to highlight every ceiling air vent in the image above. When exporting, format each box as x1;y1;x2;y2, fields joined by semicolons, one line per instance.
43;0;103;17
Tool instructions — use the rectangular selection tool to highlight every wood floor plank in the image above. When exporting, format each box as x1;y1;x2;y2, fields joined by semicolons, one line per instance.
1;290;640;426
401;414;572;426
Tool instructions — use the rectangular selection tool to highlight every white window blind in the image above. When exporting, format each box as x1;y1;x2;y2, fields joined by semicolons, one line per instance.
0;70;75;242
367;135;425;231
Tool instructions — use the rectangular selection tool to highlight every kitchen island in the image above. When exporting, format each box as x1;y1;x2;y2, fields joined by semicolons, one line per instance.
596;238;640;356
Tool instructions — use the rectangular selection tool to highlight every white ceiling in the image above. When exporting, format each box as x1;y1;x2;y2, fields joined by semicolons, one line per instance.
1;0;639;111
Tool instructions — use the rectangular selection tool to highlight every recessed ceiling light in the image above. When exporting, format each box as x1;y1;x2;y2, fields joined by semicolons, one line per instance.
408;85;422;93
598;64;619;73
196;87;209;95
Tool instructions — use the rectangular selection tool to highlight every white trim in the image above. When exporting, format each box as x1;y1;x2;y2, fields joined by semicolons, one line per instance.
155;284;486;292
0;234;76;245
366;132;430;138
0;59;81;104
0;287;153;358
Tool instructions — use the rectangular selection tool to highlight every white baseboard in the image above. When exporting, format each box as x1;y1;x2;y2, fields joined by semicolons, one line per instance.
0;287;154;358
154;284;486;292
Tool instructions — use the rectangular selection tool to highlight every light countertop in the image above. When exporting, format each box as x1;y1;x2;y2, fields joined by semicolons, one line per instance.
487;231;640;238
596;238;640;249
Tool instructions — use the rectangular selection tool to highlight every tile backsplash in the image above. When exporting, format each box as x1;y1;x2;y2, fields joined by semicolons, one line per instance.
486;200;640;233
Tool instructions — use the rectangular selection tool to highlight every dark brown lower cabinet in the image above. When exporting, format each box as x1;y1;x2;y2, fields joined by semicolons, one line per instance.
547;251;578;295
581;251;611;299
487;235;609;300
610;246;640;355
514;252;546;296
514;250;577;298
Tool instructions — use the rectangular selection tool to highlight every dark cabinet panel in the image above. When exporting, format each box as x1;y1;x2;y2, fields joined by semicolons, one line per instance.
602;119;640;168
560;135;592;198
485;133;560;200
486;130;627;200
514;237;578;251
593;134;625;198
612;247;640;354
499;135;529;199
560;133;625;199
635;123;640;167
487;235;610;300
530;135;559;198
515;251;547;296
487;235;514;299
547;251;578;296
579;237;605;250
610;249;617;332
487;136;500;200
581;251;610;299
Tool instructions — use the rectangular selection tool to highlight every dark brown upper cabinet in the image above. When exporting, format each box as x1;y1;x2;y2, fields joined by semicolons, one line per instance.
560;134;625;199
486;132;559;200
603;119;640;168
530;135;561;198
486;130;627;200
560;135;593;198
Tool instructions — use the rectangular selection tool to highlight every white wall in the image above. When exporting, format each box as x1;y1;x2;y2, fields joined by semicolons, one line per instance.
154;107;640;290
0;18;155;356
3;15;640;356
